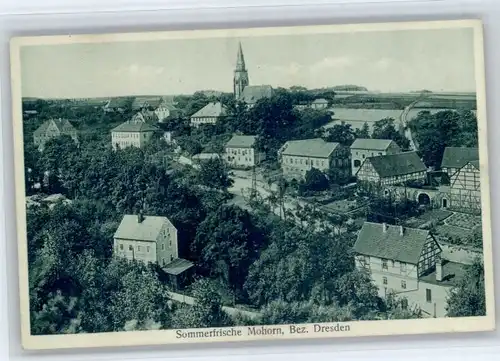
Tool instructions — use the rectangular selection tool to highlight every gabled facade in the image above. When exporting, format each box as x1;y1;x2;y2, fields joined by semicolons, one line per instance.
279;138;350;180
354;222;465;318
356;151;427;186
155;101;179;123
190;102;227;127
33;118;78;151
350;138;401;176
448;160;481;212
224;135;265;168
440;147;479;178
113;214;194;289
111;115;158;150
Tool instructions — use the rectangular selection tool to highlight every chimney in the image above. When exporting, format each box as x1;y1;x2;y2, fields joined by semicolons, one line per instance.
435;257;443;282
137;212;144;223
399;225;404;236
382;223;387;233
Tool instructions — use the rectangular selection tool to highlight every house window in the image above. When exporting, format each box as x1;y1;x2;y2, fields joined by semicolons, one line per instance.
354;160;361;167
128;245;133;251
162;258;166;266
147;246;150;253
400;262;407;272
137;246;141;251
170;255;174;262
391;260;395;267
169;238;172;247
119;244;123;250
383;277;388;285
401;299;408;310
362;154;365;158
426;289;432;303
401;281;406;289
161;244;165;251
382;259;388;270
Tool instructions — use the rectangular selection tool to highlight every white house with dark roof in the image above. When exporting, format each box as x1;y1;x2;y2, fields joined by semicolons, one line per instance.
111;116;159;150
356;151;427;186
224;135;265;168
350;138;401;176
311;98;329;109
33;118;79;151
113;214;194;288
279;138;350;180
440;146;479;178
354;222;466;318
190;102;228;127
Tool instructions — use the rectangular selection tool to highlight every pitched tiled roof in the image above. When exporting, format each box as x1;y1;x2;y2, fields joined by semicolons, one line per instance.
241;85;273;104
163;258;194;275
366;151;426;178
280;138;339;158
33;118;76;137
226;135;257;148
191;102;227;118
440;147;479;169
354;222;432;264
132;96;163;110
114;214;175;242
350;138;395;151
312;98;328;104
111;119;159;133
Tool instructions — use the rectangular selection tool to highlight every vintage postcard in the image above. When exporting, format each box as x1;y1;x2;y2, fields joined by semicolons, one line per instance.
10;19;495;350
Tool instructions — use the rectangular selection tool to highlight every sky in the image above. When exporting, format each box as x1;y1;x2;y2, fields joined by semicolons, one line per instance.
20;27;477;98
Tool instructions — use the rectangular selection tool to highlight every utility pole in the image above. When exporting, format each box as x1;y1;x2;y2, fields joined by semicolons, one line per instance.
250;165;257;200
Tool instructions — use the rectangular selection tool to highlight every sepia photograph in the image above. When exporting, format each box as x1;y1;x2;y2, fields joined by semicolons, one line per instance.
10;19;495;350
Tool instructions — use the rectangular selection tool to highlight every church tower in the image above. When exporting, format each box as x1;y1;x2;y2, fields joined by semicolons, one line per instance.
233;42;249;100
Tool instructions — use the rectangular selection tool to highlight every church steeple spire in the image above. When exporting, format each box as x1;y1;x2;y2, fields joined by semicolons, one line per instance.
234;41;249;100
236;42;246;71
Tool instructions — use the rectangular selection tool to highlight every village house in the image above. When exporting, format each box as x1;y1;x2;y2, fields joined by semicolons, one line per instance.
155;101;179;123
113;214;194;289
190;102;228;127
131;96;163;111
224;135;265;168
440;146;479;179
311;98;329;109
33;118;78;151
447;160;481;212
111;114;158;150
279;138;350;180
356;151;427;186
350;138;402;176
354;222;466;318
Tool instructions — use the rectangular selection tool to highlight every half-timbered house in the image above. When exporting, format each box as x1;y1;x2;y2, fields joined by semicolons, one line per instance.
354;222;466;318
448;160;481;212
440;147;479;178
356;151;427;186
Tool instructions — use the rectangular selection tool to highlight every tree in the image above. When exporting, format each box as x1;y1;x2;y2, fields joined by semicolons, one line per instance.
171;279;232;328
197;157;233;191
355;122;370;139
324;121;355;146
446;258;486;317
371;117;410;150
301;168;329;192
191;205;266;297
